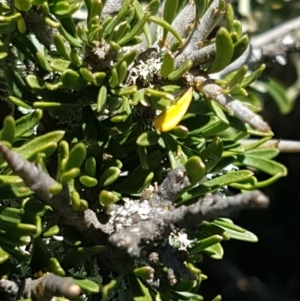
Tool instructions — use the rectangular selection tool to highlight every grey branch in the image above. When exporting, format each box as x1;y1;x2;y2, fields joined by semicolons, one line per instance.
240;139;300;153
212;16;300;77
250;38;300;65
165;0;196;47
175;0;233;68
0;143;114;241
0;145;269;269
187;72;271;132
102;0;125;18
251;16;300;48
0;273;81;301
109;166;269;257
0;143;56;201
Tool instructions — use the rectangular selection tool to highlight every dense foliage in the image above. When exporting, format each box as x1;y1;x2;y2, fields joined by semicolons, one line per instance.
0;0;291;300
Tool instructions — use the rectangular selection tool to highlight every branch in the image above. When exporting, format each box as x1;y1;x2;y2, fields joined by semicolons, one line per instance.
211;16;300;77
240;139;300;153
187;72;271;132
165;0;196;47
251;16;300;48
109;167;269;257
0;273;81;301
102;0;125;18
0;143;114;242
175;0;233;68
0;145;269;270
250;38;300;65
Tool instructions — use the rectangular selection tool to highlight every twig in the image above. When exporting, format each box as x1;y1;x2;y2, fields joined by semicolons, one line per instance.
188;0;230;49
240;139;300;153
0;144;270;258
175;0;233;68
102;0;125;18
251;16;300;48
0;143;114;241
250;38;300;65
187;72;271;132
0;274;81;301
211;16;300;77
165;0;196;47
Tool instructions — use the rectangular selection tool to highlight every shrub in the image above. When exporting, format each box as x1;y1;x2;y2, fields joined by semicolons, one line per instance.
0;0;289;300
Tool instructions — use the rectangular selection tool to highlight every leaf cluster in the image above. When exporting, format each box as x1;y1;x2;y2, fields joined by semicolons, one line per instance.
0;1;288;300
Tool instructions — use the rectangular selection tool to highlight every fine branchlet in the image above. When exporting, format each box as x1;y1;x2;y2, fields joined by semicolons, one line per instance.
175;0;233;68
214;16;300;77
240;139;300;153
187;72;271;132
0;273;81;301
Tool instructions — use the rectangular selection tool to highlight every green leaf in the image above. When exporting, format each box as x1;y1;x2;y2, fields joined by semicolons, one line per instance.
231;35;249;62
0;131;65;168
161;50;175;78
50;59;71;72
185;156;206;186
147;0;160;15
208;27;234;73
128;273;152;301
136;131;160;146
138;145;149;170
64;142;87;171
133;0;152;46
197;221;230;240
14;0;32;11
36;52;52;72
62;246;106;269
119;12;151;45
162;0;178;41
60;168;81;184
61;69;86;90
163;133;188;168
168;59;193;81
190;235;223;255
99;167;121;187
246;148;279;159
79;175;98;187
99;190;120;207
178;170;253;203
53;33;71;60
212;218;258;242
150;16;184;46
225;3;234;31
85;156;97;177
241;64;266;88
1;115;16;144
133;266;154;281
73;278;101;293
262;78;293;114
199;137;223;173
47;257;65;276
238;154;287;176
0;247;10;264
201;242;224;259
0;208;37;235
171;290;204;300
